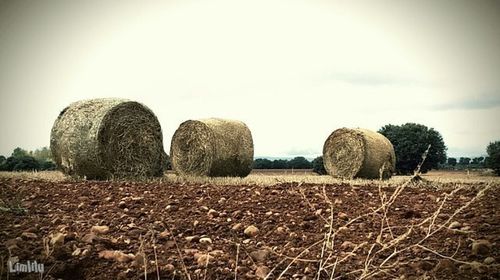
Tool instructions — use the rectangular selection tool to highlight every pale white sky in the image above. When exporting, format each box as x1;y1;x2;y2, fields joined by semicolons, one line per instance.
0;0;499;158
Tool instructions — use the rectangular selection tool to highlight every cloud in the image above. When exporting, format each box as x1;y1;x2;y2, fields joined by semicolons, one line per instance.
329;72;431;87
431;94;500;111
285;147;321;157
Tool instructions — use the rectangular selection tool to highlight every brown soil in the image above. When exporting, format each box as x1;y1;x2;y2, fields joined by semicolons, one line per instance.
0;177;498;280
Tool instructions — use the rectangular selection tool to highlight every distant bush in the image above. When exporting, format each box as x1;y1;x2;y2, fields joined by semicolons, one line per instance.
459;157;471;165
312;156;327;175
1;156;40;171
253;158;273;169
0;147;57;172
486;141;500;176
39;159;57;171
253;157;313;169
272;159;289;169
288;157;312;169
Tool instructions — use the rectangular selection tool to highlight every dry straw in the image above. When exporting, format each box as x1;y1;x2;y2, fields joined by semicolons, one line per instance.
50;98;167;179
323;128;396;179
170;118;254;177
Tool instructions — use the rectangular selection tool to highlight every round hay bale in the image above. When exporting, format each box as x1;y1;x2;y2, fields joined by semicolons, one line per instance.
323;128;396;179
50;98;167;179
170;118;254;177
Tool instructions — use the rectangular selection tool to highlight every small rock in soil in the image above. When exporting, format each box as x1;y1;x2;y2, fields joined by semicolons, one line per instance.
98;250;135;262
72;248;82;257
82;233;97;244
21;232;37;239
250;249;270;263
91;225;110;234
159;230;170;239
164;264;175;272
50;232;65;246
275;226;286;235
460;226;471;231
194;253;214;266
255;265;270;279
232;223;242;231
208;209;219;217
434;259;456;272
209;250;224;258
244;225;259;237
472;240;492;255
340;241;355;250
484;257;495;265
186;236;200;243
199;237;212;244
448;221;461;229
338;212;348;220
166;204;178;211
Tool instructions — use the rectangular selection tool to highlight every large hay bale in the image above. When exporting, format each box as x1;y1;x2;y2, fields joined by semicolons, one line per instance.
50;98;167;179
170;118;254;177
323;128;396;179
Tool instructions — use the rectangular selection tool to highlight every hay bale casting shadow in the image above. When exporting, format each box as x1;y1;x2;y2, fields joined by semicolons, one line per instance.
50;98;167;179
323;128;396;179
170;118;254;177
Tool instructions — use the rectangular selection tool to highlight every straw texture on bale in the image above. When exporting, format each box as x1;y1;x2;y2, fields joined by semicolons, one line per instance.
170;118;254;177
50;98;166;179
323;128;396;179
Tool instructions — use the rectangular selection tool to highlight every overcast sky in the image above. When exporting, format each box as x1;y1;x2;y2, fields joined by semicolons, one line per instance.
0;0;499;158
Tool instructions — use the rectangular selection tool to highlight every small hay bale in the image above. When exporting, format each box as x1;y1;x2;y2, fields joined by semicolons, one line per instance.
170;118;254;177
50;98;167;179
323;128;396;179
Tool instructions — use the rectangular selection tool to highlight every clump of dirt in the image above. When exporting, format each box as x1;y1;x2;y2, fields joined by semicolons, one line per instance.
0;178;498;279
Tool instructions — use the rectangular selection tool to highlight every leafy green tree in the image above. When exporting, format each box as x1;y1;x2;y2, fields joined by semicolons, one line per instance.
253;158;273;169
13;156;40;171
379;123;447;174
471;157;484;165
1;157;16;171
459;157;471;165
447;157;457;166
0;155;5;165
288;157;312;169
1;156;40;171
39;160;56;171
486;141;500;175
272;159;289;169
1;147;57;171
32;147;52;161
312;156;327;175
11;147;29;158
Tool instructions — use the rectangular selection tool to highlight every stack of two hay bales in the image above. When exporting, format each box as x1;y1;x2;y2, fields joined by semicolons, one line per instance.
51;98;254;179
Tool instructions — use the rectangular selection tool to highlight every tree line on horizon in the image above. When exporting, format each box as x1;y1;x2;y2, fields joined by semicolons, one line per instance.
0;147;56;172
1;123;499;175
